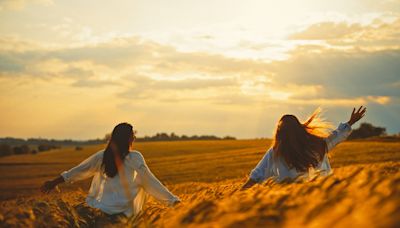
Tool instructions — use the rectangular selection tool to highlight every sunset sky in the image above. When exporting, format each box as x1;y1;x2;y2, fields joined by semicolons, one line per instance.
0;0;399;139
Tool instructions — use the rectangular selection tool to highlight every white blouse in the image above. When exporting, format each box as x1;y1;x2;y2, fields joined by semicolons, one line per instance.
61;150;180;217
250;122;352;183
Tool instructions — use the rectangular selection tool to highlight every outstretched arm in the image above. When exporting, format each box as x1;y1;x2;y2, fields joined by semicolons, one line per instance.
40;150;102;194
326;106;366;151
131;152;180;206
241;148;273;190
136;165;181;206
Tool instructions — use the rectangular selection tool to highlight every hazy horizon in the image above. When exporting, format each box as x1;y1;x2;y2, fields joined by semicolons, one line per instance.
1;0;399;140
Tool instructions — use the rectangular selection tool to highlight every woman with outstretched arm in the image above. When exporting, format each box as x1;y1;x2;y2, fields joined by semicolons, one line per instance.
241;106;366;190
40;123;180;218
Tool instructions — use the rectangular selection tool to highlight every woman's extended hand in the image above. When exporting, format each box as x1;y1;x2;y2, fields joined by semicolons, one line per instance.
172;198;181;206
40;176;65;194
240;178;257;191
40;180;57;194
347;106;367;126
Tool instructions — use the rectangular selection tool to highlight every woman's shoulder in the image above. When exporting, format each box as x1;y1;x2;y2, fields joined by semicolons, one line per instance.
265;147;274;157
125;150;146;170
91;149;105;159
128;150;145;162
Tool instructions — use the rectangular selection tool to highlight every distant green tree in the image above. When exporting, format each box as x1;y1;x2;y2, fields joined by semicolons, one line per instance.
21;145;31;154
0;144;13;156
38;144;59;152
13;146;23;154
223;136;236;140
38;144;49;152
181;135;189;140
170;132;179;140
104;133;111;142
348;122;386;139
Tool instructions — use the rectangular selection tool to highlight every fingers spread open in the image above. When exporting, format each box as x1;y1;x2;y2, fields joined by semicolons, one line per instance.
362;107;367;113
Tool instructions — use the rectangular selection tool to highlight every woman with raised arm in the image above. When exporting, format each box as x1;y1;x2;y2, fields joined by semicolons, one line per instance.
40;123;180;219
241;106;366;190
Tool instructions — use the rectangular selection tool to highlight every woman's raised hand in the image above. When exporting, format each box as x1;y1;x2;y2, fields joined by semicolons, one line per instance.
347;106;367;126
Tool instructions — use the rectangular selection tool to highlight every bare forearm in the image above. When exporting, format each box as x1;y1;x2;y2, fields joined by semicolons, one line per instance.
52;175;65;185
347;118;358;126
40;175;65;194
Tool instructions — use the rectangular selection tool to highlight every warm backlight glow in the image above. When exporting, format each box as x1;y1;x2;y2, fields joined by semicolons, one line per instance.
0;0;399;139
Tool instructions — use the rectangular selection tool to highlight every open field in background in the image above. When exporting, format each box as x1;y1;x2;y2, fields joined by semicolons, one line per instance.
0;140;400;227
1;140;400;200
0;140;269;200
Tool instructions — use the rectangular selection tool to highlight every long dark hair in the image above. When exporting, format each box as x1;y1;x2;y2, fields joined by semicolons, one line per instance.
102;123;134;178
272;109;332;172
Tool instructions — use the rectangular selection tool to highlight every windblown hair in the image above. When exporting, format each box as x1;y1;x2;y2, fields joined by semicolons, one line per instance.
102;123;133;178
272;109;333;172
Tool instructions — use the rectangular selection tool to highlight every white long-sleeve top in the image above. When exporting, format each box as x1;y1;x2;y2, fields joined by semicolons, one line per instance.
61;150;180;217
249;122;352;183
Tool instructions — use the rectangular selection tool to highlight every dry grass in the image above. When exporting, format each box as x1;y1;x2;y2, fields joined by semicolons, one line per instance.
0;140;399;227
147;162;400;228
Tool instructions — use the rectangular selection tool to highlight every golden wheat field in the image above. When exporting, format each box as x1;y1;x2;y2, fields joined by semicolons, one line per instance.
0;139;399;227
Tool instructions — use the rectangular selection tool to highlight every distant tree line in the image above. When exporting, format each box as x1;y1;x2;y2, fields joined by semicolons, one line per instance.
0;137;106;157
0;133;235;157
135;133;236;142
0;144;60;157
0;137;106;147
0;122;395;157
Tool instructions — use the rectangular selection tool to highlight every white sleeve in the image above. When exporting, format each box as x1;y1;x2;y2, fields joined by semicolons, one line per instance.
61;150;103;183
129;152;180;206
325;122;352;151
249;148;273;183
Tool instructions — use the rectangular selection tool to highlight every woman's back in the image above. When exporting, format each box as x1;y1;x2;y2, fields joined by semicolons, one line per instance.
249;122;352;183
258;149;332;182
60;150;179;216
41;122;180;218
91;151;142;207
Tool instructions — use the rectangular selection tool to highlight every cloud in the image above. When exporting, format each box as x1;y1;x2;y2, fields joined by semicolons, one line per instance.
288;17;400;50
119;75;240;102
0;32;399;138
0;36;42;52
271;47;400;100
0;33;398;108
366;96;391;105
0;35;271;88
329;18;400;49
0;36;271;77
71;78;120;88
289;22;364;40
0;0;53;11
150;78;237;90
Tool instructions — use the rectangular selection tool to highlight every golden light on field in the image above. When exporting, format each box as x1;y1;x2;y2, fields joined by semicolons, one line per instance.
0;0;399;139
1;140;399;226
